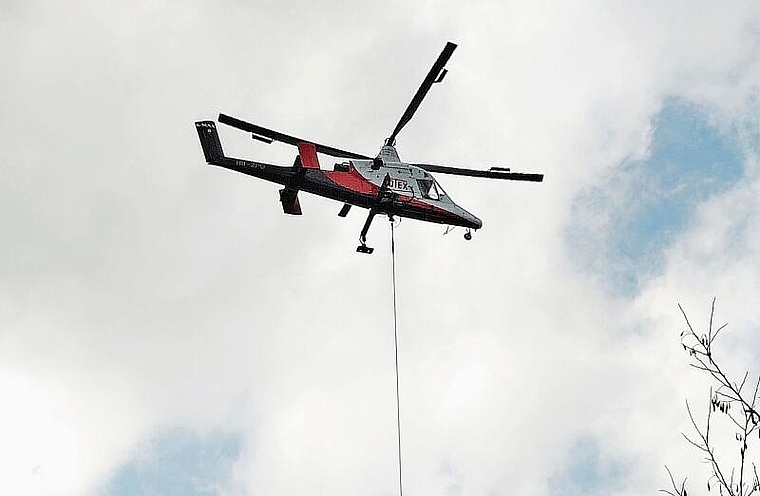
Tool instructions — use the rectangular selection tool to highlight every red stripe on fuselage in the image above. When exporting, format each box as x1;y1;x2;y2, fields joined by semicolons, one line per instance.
323;166;380;195
323;165;465;223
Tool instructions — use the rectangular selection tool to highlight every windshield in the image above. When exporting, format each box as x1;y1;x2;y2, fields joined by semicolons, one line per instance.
417;177;447;200
434;178;447;197
418;178;439;200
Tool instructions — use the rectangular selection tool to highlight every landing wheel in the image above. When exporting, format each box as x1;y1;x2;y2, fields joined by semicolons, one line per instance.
464;230;472;241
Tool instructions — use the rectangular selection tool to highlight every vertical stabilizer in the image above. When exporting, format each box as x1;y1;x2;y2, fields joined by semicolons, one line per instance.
297;142;320;169
195;121;225;163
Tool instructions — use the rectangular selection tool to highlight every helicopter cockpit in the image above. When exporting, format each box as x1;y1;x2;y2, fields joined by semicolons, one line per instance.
346;157;456;204
417;177;442;200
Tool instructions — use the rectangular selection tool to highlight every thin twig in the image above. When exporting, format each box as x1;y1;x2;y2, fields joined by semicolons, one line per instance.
666;301;758;496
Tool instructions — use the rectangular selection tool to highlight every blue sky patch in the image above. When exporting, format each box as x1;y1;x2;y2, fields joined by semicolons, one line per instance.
548;435;625;495
568;98;745;293
102;428;241;496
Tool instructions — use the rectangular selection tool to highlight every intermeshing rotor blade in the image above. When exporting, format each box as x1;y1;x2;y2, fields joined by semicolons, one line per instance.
218;113;371;160
386;42;457;146
414;164;544;182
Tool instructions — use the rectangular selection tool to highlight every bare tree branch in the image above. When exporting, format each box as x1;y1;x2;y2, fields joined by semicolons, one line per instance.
664;300;758;496
661;465;687;496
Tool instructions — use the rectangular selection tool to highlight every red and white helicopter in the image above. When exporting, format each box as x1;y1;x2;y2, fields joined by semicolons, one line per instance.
195;42;543;254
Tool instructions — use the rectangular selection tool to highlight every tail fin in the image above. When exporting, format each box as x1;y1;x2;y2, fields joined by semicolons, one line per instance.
195;121;225;163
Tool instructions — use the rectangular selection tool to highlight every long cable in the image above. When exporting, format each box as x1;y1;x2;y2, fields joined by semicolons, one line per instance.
390;220;403;496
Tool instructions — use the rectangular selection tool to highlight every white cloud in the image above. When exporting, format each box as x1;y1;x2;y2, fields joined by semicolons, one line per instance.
1;1;759;495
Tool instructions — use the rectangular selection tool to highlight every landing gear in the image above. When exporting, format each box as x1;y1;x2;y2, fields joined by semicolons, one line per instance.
356;211;377;254
356;243;374;254
356;174;394;255
464;229;472;241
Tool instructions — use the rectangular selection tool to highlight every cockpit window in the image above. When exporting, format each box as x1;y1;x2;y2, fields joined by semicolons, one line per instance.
435;179;447;198
417;178;440;200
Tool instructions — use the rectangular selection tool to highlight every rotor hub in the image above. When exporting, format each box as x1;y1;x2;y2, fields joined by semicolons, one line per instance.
377;145;400;163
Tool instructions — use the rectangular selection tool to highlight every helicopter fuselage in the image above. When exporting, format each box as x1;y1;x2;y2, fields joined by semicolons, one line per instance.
198;123;481;230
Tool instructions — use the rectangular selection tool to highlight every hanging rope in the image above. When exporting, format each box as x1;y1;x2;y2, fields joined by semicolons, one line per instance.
390;219;403;496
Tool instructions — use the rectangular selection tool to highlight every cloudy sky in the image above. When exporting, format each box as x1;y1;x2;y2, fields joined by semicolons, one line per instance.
2;1;759;495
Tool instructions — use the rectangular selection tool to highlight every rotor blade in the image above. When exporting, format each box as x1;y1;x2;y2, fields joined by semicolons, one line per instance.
414;164;544;182
386;42;457;145
218;113;371;160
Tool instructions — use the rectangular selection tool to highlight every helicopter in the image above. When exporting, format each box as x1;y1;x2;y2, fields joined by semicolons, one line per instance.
194;41;543;254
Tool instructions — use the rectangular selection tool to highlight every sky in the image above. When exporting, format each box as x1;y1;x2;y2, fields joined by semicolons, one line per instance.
1;1;759;495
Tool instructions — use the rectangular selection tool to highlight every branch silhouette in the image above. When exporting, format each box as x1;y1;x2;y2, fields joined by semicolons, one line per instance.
663;299;760;496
